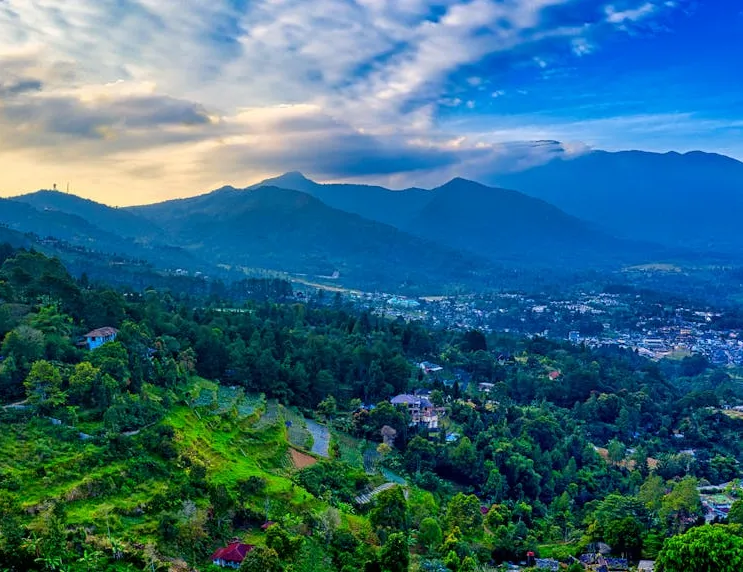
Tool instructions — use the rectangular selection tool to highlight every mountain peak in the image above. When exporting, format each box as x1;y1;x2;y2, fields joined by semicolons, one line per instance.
436;177;490;192
251;171;318;192
269;171;314;184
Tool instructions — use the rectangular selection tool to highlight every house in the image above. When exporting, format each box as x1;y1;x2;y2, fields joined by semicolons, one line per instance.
84;327;118;350
419;361;443;374
211;541;254;568
637;561;655;572
391;394;438;429
478;382;496;393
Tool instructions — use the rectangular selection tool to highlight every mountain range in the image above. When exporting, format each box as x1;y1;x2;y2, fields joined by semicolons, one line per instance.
492;150;743;253
2;148;742;292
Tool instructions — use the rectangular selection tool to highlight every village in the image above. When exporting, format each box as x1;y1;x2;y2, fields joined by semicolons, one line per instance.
337;290;743;367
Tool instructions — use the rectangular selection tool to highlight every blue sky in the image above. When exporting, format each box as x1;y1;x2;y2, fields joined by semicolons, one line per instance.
0;0;740;204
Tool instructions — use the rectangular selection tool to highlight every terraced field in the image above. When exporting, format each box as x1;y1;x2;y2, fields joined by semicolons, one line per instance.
305;418;330;458
334;432;364;468
282;407;313;450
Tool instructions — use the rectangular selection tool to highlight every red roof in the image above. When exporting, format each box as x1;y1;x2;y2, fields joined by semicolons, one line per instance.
211;542;254;563
261;520;276;530
548;370;560;380
84;327;118;338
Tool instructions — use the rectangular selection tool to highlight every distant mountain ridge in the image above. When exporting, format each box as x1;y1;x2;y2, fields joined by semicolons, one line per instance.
13;190;160;240
491;150;743;252
5;147;742;292
249;171;434;228
152;185;500;288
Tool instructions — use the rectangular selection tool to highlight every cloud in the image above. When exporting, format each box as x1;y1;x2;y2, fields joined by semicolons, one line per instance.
0;0;689;204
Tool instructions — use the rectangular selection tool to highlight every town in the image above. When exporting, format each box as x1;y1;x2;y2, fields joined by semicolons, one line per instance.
331;289;743;367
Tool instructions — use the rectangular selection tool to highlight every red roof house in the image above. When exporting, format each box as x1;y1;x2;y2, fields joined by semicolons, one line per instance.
211;542;254;568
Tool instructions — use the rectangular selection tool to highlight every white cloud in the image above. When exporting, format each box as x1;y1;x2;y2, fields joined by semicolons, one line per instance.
605;2;656;25
0;0;685;203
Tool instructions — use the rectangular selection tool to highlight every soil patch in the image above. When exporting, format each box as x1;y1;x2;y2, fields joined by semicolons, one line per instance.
290;448;317;469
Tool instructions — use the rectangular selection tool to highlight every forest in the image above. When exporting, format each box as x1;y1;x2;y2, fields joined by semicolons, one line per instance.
1;244;743;571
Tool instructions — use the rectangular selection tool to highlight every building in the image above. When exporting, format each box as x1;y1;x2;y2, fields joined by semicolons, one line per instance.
419;361;443;374
83;327;118;350
391;394;439;428
211;542;254;568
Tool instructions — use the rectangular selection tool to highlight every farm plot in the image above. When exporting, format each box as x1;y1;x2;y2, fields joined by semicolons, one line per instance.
237;393;265;418
215;386;243;414
305;419;330;458
283;408;313;449
334;432;364;468
363;445;381;474
289;448;317;469
255;400;280;429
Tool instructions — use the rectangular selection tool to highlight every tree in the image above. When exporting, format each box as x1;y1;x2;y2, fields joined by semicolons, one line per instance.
370;486;408;531
639;474;666;516
379;532;409;572
266;523;303;562
604;516;643;560
317;395;337;422
729;500;743;525
656;524;743;572
445;493;482;534
607;438;626;465
660;477;702;534
67;362;100;406
24;360;65;414
239;545;283;572
418;517;443;554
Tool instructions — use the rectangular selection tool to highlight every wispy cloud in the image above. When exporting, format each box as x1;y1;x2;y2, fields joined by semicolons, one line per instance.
0;0;698;203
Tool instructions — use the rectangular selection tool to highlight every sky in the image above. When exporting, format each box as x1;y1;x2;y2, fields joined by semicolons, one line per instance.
0;0;741;205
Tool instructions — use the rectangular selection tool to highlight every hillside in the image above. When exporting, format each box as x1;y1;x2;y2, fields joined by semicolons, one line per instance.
492;150;743;252
251;172;434;228
142;185;498;290
2;246;743;571
12;190;160;241
404;177;640;266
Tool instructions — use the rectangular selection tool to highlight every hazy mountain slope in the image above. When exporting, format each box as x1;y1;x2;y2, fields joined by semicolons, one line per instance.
251;172;434;228
0;197;205;272
492;150;743;252
0;197;116;243
13;190;159;240
403;178;640;266
157;185;497;289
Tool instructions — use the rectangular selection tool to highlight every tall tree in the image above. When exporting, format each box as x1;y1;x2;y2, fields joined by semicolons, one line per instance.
24;360;65;414
656;525;743;572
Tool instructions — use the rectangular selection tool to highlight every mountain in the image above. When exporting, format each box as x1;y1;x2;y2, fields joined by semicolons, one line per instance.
491;150;743;252
12;190;160;240
403;178;634;266
140;185;499;290
250;172;434;228
0;197;117;243
0;197;206;274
